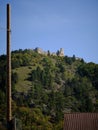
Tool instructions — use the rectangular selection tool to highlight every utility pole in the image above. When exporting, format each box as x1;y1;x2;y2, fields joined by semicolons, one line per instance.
6;4;12;130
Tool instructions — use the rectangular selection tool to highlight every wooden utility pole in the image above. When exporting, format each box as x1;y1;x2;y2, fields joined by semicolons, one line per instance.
6;3;12;129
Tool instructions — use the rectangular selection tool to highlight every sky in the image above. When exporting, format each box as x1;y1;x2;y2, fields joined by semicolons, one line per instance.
0;0;98;63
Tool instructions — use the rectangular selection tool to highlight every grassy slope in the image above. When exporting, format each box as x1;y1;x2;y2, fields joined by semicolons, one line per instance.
13;55;82;93
13;66;33;92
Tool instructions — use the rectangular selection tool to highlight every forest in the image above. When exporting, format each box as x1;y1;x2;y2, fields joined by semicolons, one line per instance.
0;49;98;130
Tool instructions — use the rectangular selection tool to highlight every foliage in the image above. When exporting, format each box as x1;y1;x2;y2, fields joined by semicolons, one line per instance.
77;62;98;90
0;49;98;130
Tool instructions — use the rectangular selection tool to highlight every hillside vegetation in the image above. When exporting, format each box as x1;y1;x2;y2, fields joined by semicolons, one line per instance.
0;49;98;130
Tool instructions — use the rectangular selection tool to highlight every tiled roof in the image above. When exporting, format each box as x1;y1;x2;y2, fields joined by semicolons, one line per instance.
64;113;98;130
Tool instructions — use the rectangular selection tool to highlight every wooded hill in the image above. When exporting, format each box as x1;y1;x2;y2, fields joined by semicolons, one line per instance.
0;49;98;130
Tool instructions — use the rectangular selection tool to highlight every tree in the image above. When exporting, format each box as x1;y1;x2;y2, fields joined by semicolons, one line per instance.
72;54;76;62
47;50;51;56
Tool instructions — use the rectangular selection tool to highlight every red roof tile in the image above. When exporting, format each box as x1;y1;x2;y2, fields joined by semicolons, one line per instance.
64;113;98;130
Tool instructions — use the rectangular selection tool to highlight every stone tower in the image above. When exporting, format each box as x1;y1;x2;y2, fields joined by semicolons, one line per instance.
58;48;64;56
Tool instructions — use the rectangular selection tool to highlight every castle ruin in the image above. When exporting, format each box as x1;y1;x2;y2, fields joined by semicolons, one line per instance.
34;47;64;57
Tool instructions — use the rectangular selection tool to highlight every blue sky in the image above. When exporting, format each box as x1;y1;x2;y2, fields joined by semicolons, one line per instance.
0;0;98;63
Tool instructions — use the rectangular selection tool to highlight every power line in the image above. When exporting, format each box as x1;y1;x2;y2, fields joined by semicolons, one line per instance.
0;26;6;30
0;26;11;32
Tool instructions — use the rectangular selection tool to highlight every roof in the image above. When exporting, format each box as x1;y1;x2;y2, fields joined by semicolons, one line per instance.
64;113;98;130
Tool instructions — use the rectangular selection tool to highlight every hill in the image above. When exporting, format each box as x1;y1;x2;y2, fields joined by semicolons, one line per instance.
0;49;98;130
